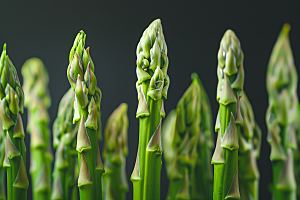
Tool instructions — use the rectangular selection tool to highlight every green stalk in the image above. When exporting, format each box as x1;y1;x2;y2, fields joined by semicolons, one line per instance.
211;30;244;200
102;103;129;200
162;73;213;200
238;91;261;200
295;103;300;198
0;44;29;200
265;24;297;200
21;58;52;200
51;88;78;200
0;118;6;200
67;30;104;200
130;19;170;200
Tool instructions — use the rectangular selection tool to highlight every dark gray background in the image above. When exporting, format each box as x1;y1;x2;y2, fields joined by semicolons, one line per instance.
0;1;299;199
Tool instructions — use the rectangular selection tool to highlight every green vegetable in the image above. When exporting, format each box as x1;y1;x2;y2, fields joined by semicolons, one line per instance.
130;19;170;200
51;88;78;200
0;44;29;200
211;30;244;200
295;103;300;198
162;73;213;200
103;103;129;200
21;58;52;200
238;91;261;200
0;118;6;200
266;24;298;200
67;30;104;200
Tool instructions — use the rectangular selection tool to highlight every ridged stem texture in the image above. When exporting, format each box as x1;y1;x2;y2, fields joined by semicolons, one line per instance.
21;58;52;200
51;88;78;200
130;19;170;200
0;119;6;200
211;30;244;200
103;103;129;200
265;24;298;200
0;44;29;200
238;91;261;200
67;30;104;200
162;73;214;200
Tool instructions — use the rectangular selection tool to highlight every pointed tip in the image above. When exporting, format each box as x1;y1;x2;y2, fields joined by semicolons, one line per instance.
281;23;291;37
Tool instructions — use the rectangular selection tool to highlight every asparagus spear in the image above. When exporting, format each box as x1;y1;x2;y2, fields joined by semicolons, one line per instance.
162;73;213;200
295;104;300;198
238;91;261;200
265;24;298;200
130;19;170;200
103;103;129;200
21;58;52;200
211;30;244;200
67;30;104;200
0;44;29;200
51;88;78;200
0;118;6;200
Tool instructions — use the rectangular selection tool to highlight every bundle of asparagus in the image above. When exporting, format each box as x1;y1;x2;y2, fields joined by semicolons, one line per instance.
67;30;104;200
131;19;170;200
162;73;213;200
51;88;78;200
266;24;298;200
103;103;129;200
238;91;261;200
22;58;52;200
211;30;244;200
0;44;29;200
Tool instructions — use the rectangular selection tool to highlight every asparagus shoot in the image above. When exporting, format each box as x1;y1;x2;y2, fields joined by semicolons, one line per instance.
211;30;244;200
67;30;104;200
130;19;170;200
238;91;261;200
103;103;129;200
266;24;298;200
0;44;29;200
162;73;213;200
21;58;52;200
51;88;78;200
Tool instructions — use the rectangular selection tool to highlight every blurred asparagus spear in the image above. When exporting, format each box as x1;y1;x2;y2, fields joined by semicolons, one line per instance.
131;19;170;200
162;73;213;200
266;24;298;200
103;103;129;200
211;30;244;200
67;30;104;200
238;91;261;200
0;44;29;200
51;88;78;200
22;58;52;200
0;118;5;200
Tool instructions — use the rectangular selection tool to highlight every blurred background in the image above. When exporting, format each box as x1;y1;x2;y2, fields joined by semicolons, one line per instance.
0;1;299;199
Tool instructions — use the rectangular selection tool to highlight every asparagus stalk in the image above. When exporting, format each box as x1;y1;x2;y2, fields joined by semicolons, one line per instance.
295;104;300;198
211;30;244;200
67;30;104;200
103;103;129;200
0;44;29;200
238;91;261;200
0;118;6;200
162;73;213;200
130;19;170;200
265;24;298;200
51;88;78;200
21;58;52;200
